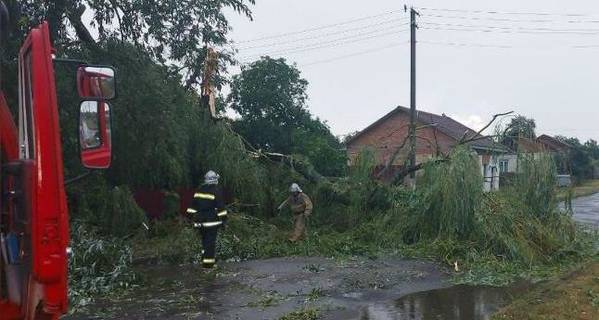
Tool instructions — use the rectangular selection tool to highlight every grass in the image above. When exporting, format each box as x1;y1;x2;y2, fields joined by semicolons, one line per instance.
278;307;321;320
492;259;599;320
558;179;599;201
245;292;284;309
129;215;381;265
126;210;598;288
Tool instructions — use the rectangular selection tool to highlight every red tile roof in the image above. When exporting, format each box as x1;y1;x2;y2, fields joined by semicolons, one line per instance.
347;106;501;151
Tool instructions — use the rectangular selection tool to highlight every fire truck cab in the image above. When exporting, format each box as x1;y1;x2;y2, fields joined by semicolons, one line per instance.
0;4;116;319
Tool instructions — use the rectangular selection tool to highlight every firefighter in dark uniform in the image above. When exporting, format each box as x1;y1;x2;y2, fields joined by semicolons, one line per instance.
187;170;227;268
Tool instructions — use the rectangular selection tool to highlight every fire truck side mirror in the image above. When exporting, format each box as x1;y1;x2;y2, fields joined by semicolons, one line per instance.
79;101;112;169
76;66;117;100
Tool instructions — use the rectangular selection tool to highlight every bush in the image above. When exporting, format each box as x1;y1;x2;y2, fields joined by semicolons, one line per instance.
100;186;148;237
514;152;558;219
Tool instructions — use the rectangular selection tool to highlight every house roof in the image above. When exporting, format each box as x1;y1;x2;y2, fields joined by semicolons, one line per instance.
515;137;547;153
537;134;571;152
347;106;502;151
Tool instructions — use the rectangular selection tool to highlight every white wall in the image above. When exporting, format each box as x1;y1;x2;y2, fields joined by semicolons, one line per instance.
497;154;518;173
479;155;500;192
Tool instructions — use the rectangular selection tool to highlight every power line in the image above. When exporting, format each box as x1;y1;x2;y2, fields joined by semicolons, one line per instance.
421;21;599;33
416;6;591;17
235;9;407;44
421;13;599;24
239;29;409;61
419;40;513;49
539;128;599;132
300;42;410;67
420;25;599;35
237;20;409;51
572;44;599;48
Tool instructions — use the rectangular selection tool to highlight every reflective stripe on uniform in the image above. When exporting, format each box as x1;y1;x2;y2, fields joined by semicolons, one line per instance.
192;221;222;228
217;210;228;217
194;192;215;200
187;208;197;214
193;221;223;229
192;220;223;228
202;258;216;264
202;221;222;228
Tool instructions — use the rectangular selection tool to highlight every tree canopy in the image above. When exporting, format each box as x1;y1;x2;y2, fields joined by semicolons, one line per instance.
502;115;537;150
0;1;258;193
555;135;596;180
504;115;536;139
228;57;308;151
1;0;255;93
228;57;345;176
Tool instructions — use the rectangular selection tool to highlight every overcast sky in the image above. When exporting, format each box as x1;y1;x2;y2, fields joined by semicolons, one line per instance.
224;0;599;141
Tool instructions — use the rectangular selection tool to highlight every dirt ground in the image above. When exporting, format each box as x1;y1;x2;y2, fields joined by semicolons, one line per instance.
64;256;451;320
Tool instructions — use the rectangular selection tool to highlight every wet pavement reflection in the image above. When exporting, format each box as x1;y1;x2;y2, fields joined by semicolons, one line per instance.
358;284;529;320
570;192;599;226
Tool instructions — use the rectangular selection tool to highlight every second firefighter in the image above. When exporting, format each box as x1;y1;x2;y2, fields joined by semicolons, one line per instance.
277;183;313;242
187;170;228;268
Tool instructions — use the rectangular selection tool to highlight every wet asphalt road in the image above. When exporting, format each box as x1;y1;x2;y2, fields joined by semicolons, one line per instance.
571;192;599;226
64;257;451;320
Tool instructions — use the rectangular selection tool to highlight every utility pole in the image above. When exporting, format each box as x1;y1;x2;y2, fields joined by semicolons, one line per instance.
409;7;419;182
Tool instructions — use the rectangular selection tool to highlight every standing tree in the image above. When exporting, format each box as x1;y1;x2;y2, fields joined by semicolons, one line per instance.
228;57;345;176
504;115;537;139
228;57;308;153
502;115;537;150
583;139;599;160
0;1;257;193
1;0;255;98
556;136;593;180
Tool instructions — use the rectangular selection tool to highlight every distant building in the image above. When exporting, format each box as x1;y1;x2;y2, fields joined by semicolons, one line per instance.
537;134;571;155
498;134;572;186
501;135;571;173
345;106;506;191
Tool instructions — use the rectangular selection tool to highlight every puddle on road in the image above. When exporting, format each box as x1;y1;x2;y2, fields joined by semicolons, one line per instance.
358;283;529;320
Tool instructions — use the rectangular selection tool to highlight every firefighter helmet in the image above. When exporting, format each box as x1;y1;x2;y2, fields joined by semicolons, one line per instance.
204;170;220;185
289;183;302;193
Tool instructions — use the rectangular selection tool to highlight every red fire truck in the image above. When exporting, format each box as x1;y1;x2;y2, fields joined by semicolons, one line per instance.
0;3;116;319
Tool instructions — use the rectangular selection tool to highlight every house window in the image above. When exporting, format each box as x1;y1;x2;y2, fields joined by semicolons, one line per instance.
499;160;509;173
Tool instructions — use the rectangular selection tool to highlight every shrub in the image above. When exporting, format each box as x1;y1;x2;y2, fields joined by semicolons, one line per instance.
100;186;148;237
514;152;558;219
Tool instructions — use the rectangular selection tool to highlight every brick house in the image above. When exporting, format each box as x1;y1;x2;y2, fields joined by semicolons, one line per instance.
346;106;506;191
537;134;571;155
